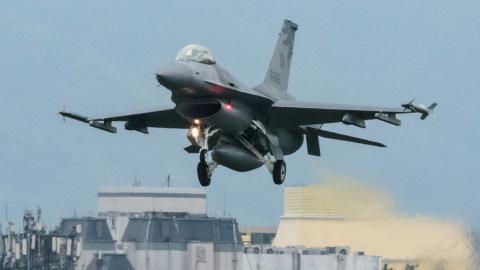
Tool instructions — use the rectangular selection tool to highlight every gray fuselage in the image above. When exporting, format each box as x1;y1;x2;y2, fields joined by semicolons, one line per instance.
156;60;303;172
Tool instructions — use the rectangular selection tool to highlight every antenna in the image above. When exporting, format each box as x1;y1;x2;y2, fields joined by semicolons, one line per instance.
58;105;66;122
5;203;7;222
223;193;226;218
165;174;174;187
133;175;142;187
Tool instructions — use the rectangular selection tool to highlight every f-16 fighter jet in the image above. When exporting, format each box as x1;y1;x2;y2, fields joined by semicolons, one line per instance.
60;19;436;186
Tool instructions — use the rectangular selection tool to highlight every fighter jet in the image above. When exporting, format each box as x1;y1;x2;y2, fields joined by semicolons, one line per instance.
60;19;436;186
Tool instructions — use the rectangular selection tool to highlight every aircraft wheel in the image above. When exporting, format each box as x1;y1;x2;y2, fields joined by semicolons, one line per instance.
199;149;208;165
272;160;286;185
197;163;211;187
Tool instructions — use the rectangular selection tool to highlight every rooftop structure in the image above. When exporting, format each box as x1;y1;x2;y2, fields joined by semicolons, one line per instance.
97;186;207;217
239;226;277;245
86;254;134;270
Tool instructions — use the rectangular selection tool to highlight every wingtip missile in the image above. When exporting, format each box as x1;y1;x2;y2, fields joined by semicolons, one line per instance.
58;110;117;133
58;111;89;123
401;100;437;120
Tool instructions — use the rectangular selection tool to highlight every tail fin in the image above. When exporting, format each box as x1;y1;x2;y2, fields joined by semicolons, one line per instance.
256;19;298;96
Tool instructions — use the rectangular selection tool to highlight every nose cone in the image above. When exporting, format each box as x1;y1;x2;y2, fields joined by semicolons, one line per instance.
156;63;192;90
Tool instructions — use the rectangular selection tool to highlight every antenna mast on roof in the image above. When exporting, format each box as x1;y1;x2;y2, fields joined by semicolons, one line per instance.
223;193;226;218
133;175;142;187
165;174;174;187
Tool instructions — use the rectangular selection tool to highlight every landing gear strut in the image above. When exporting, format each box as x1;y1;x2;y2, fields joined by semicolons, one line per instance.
272;160;286;185
199;148;208;164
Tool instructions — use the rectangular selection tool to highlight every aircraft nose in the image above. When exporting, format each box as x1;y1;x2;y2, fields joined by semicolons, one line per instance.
156;63;192;89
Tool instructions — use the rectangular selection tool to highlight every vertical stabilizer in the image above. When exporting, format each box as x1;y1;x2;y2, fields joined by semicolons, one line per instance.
256;19;298;98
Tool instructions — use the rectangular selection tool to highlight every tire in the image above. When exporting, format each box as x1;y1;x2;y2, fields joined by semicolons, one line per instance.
197;162;211;186
272;160;286;185
199;149;208;165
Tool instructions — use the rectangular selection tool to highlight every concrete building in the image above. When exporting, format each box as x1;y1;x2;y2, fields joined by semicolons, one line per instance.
97;186;207;243
61;186;244;270
58;217;116;269
239;226;277;245
97;186;207;216
86;254;135;270
121;215;242;270
242;247;381;270
1;184;384;270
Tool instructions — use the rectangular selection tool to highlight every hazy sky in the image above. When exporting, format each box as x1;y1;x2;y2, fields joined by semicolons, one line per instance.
0;1;479;228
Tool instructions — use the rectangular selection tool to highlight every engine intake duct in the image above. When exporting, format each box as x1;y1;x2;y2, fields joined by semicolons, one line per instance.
176;99;252;134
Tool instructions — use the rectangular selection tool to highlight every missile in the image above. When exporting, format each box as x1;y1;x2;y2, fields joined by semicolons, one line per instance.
59;112;89;123
59;110;117;133
401;100;437;120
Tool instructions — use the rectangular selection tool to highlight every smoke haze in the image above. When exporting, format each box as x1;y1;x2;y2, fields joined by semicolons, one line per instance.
274;177;475;270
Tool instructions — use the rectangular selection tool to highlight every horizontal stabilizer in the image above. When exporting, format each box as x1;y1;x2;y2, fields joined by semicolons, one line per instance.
302;126;386;148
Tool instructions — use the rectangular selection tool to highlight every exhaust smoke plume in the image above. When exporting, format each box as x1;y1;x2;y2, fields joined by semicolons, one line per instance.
274;176;475;270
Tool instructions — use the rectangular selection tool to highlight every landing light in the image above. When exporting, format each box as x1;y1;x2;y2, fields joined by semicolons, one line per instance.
191;126;200;138
224;103;233;111
193;119;200;124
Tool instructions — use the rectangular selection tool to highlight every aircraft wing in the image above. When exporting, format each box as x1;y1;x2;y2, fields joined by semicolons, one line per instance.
269;100;435;128
59;105;189;134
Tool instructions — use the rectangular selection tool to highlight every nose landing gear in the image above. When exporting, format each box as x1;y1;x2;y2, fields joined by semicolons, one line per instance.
188;125;219;187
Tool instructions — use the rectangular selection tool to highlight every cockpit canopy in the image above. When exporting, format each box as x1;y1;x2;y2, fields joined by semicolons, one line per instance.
175;44;216;65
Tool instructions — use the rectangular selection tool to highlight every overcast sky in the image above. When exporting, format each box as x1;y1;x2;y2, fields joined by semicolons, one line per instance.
0;0;479;229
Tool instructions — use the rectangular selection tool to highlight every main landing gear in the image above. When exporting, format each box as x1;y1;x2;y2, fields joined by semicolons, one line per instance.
237;129;287;185
272;160;286;185
197;162;210;187
197;149;217;187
